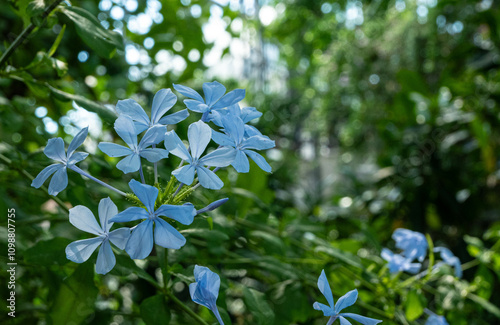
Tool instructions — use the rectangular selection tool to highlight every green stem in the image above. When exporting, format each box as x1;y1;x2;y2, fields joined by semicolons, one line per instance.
165;291;209;325
0;0;64;67
0;154;69;213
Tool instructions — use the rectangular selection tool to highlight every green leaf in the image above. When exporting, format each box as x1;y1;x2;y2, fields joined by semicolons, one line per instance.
405;289;425;321
24;237;71;266
140;295;171;325
207;216;213;230
243;287;275;325
26;0;45;18
49;262;98;324
467;292;500;318
110;255;158;285
60;7;124;58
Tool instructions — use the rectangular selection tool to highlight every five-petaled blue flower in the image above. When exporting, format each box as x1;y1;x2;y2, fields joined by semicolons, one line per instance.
434;247;462;278
65;197;130;274
173;81;245;122
98;115;168;174
110;179;196;259
165;121;235;189
314;270;382;325
189;265;225;325
392;228;428;262
116;88;189;134
381;248;421;274
31;126;89;196
424;309;449;325
212;115;275;173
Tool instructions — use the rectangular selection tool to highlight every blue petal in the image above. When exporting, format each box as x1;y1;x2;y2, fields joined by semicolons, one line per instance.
140;148;169;163
44;138;66;162
67;126;88;158
335;289;358;314
155;203;196;225
31;164;62;188
172;164;196;185
139;125;166;148
240;106;262;123
212;88;245;109
200;147;236;167
189;282;210;309
116;153;141;174
111;206;149;223
313;302;336;316
154;217;187;249
173;83;204;102
151;88;177;124
232;150;250;173
98;142;133;157
48;166;68;196
211;130;235;147
185;99;209;113
165;130;191;162
203;81;226;107
381;248;394;262
159;109;190;125
67;151;89;165
114;115;138;148
69;205;103;235
341;313;382;325
98;197;118;233
339;316;353;325
244;150;272;172
188;121;212;160
109;227;131;250
454;260;462;278
241;135;275;150
317;270;335;310
116;98;150;130
125;219;154;259
66;237;103;263
221;115;245;144
190;265;221;308
244;124;262;137
96;239;116;274
196;166;224;190
128;179;158;212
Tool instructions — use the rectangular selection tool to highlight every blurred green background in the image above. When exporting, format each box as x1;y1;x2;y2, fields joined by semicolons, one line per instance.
1;0;500;324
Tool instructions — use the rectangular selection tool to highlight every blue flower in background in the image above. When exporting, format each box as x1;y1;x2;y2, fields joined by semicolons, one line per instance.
110;179;196;259
392;228;428;262
116;88;189;134
211;103;263;136
65;197;130;274
189;265;225;325
313;270;382;325
173;81;245;122
31;126;89;196
381;248;422;274
434;247;462;278
165;121;235;189
98;116;168;174
212;115;275;173
424;309;449;325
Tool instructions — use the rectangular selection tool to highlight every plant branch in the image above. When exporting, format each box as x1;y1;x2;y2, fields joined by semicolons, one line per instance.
0;0;65;67
165;291;209;325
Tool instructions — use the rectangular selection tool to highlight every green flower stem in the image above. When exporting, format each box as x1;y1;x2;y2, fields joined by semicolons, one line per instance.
424;233;435;282
0;0;64;67
139;161;146;184
165;290;209;325
0;154;69;213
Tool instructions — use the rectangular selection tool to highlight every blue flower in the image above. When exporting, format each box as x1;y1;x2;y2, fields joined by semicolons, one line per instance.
98;116;168;174
116;88;189;134
110;179;196;259
189;265;225;325
424;309;449;325
65;197;130;274
434;247;462;278
313;270;382;325
211;115;275;173
211;103;263;136
381;248;421;274
173;81;245;121
31;127;89;196
392;228;428;262
165;121;236;189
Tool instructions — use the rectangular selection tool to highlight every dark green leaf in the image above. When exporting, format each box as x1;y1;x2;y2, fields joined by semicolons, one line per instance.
243;287;275;325
24;237;71;266
140;295;171;325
